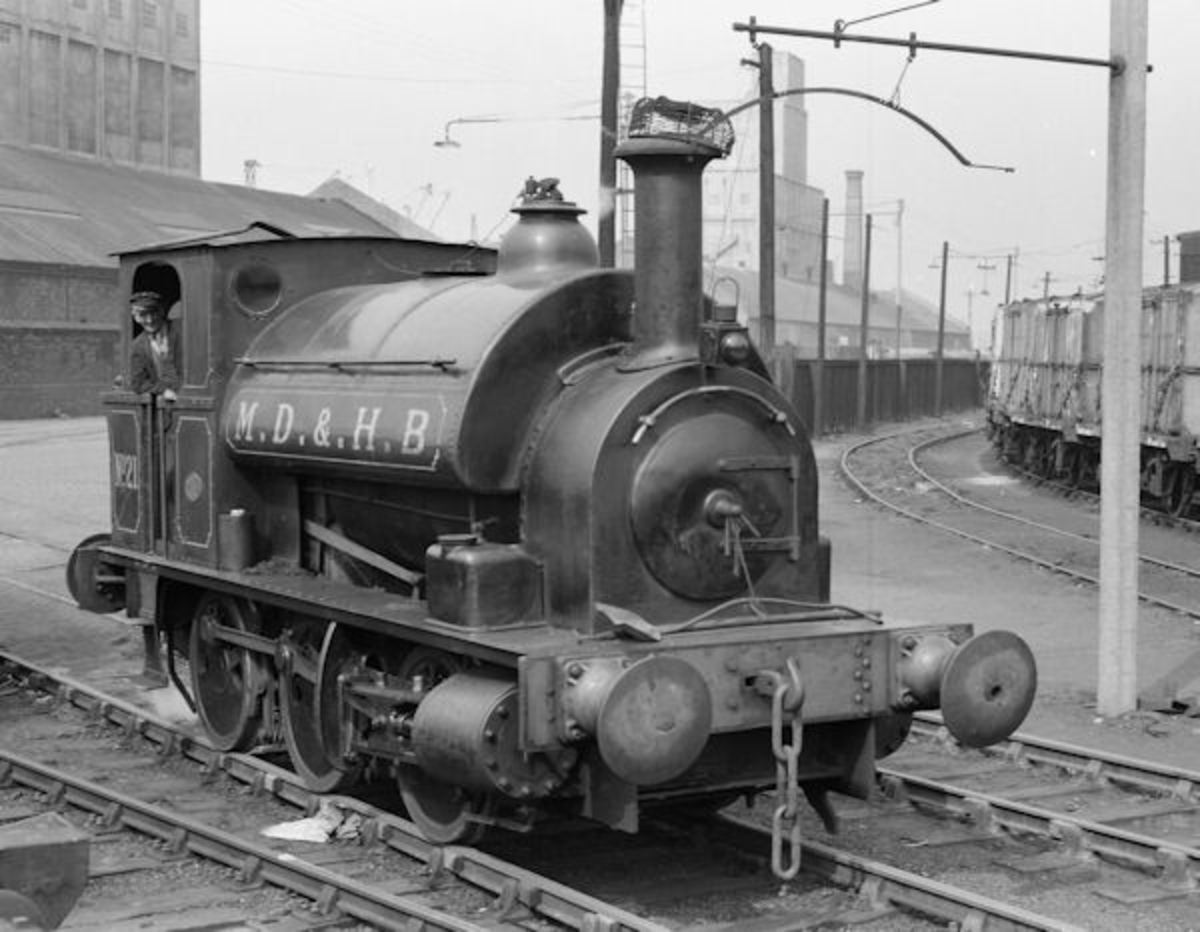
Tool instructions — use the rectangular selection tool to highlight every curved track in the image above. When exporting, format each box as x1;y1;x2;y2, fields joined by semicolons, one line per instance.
841;423;1200;620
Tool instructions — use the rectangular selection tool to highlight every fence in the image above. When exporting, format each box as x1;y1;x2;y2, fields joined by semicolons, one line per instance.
777;354;990;435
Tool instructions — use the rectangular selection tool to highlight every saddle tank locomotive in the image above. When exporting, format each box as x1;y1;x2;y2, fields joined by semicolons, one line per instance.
69;98;1036;877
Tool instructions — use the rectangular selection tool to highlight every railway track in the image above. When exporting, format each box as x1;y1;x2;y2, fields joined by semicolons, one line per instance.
9;640;1199;929
0;649;1084;931
840;422;1200;621
2;418;1191;929
0;653;660;931
886;717;1200;900
715;708;1200;928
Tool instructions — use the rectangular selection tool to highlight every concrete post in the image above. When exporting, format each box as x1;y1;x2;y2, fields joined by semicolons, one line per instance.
1097;0;1148;716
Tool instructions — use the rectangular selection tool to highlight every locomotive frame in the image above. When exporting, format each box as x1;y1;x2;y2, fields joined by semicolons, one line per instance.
69;98;1035;879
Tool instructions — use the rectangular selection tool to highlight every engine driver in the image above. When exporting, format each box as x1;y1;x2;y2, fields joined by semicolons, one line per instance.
129;291;180;402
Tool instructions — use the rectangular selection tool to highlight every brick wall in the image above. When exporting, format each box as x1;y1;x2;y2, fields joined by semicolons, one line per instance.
0;263;117;324
0;321;120;417
0;263;120;418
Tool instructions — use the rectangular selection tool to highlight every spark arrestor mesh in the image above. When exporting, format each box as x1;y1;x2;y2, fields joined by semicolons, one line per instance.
626;96;734;155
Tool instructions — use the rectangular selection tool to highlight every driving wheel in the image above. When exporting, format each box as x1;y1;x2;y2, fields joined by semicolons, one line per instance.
189;593;267;751
279;619;360;793
394;647;494;844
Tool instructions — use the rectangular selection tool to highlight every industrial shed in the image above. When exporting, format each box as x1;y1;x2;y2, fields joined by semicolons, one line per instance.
713;266;974;359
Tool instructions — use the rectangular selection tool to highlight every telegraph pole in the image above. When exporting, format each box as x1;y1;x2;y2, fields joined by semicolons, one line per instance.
1098;0;1148;716
856;214;873;428
599;0;622;268
757;42;776;351
813;197;829;435
895;200;906;412
935;240;948;415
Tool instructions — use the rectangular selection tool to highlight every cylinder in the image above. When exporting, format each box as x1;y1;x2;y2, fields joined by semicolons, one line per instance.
411;672;572;799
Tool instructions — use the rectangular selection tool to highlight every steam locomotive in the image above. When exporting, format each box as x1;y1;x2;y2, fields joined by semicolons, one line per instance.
69;98;1035;878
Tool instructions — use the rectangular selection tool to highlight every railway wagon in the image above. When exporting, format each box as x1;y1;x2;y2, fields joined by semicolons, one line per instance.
987;284;1200;515
68;98;1036;878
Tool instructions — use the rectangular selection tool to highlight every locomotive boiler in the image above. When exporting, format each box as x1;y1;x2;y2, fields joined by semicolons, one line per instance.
70;97;1036;878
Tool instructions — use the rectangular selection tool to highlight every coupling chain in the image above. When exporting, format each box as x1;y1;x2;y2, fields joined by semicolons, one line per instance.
765;657;804;880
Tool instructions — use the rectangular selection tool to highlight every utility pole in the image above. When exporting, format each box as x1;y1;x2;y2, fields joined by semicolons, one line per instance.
966;286;976;348
895;199;906;416
814;197;829;435
599;0;622;268
856;213;873;428
894;199;904;355
757;42;776;352
935;240;948;416
1098;0;1148;717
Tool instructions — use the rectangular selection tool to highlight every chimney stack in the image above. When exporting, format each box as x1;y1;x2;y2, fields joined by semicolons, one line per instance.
843;169;864;290
1179;231;1200;284
615;98;732;370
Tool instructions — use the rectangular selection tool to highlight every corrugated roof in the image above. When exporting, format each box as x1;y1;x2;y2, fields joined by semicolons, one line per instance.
0;144;420;267
308;177;437;240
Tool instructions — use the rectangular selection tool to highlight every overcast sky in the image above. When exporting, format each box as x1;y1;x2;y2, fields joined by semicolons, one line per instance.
200;1;1194;322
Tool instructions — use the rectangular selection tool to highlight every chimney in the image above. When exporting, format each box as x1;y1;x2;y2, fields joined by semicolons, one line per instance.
615;98;732;370
843;169;864;290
